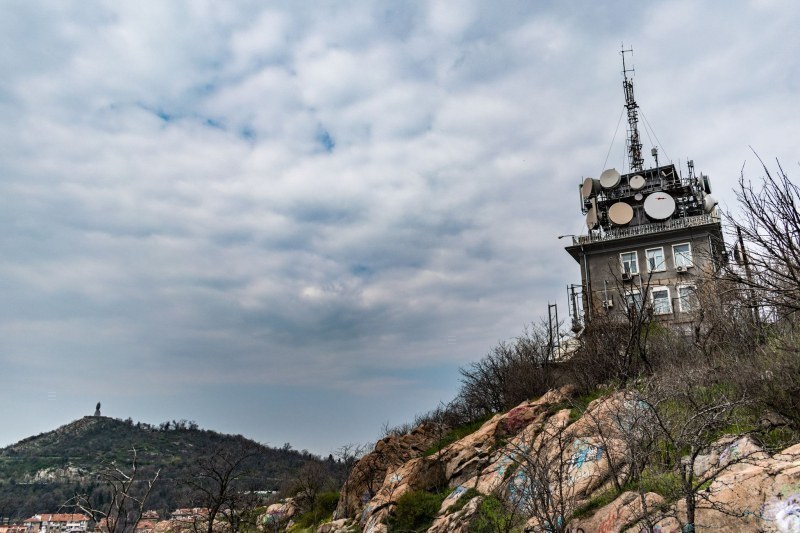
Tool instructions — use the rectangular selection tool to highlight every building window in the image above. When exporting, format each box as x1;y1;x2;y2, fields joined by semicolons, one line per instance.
678;285;697;312
673;243;693;268
620;251;639;275
646;247;666;272
651;287;672;315
625;290;642;310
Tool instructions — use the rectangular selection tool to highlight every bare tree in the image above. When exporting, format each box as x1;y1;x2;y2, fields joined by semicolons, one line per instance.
331;443;367;517
629;366;759;531
507;412;602;533
284;461;334;515
67;447;160;533
725;159;800;320
183;443;262;533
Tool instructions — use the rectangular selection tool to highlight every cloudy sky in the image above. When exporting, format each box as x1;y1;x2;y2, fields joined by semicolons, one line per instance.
1;1;798;455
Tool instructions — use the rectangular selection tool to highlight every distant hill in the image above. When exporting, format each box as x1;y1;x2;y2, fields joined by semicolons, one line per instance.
0;416;338;521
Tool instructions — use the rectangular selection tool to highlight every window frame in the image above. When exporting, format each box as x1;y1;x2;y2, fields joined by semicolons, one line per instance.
672;242;693;269
625;289;643;310
645;247;666;272
677;284;697;313
620;251;639;275
650;286;672;315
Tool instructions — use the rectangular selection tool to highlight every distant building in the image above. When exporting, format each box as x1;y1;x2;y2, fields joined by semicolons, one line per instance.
0;526;28;533
22;514;89;533
564;50;725;327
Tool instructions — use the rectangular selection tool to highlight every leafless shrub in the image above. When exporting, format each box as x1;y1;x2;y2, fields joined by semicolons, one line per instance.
629;362;758;531
507;413;603;532
459;323;562;416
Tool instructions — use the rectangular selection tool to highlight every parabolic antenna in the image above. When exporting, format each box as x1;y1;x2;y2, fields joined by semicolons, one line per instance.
581;177;601;199
634;192;644;201
643;191;676;220
629;174;646;190
599;168;621;189
703;194;718;213
586;206;598;230
608;201;634;226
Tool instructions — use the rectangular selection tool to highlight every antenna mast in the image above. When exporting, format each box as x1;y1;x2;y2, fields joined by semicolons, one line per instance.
621;46;643;172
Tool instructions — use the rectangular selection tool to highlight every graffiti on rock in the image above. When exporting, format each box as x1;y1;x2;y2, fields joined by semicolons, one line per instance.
760;492;800;532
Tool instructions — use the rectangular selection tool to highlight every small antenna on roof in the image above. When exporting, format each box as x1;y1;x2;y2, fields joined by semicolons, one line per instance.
621;44;643;172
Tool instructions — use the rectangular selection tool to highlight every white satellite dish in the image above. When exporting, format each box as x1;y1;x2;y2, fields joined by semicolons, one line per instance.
599;168;621;189
629;174;646;190
608;201;634;226
703;194;718;213
586;206;598;230
581;177;601;199
643;191;676;220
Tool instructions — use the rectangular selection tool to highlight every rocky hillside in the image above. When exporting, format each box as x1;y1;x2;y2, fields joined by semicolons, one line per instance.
0;416;335;520
309;386;800;532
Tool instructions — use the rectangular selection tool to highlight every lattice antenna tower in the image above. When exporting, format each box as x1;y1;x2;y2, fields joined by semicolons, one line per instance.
621;46;643;172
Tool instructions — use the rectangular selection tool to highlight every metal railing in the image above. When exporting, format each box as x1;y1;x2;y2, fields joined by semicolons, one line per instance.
572;213;720;245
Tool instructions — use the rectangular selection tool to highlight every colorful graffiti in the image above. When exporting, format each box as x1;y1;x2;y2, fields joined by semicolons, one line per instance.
444;484;467;503
507;468;535;506
570;439;604;469
481;453;515;488
760;493;800;532
503;405;532;433
717;440;741;466
567;438;604;485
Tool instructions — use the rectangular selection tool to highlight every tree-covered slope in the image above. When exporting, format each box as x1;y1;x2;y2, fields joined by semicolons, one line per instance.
0;416;334;521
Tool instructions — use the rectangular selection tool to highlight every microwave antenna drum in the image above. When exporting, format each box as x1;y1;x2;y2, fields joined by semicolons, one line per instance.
599;168;621;189
581;177;601;198
629;174;646;190
643;191;676;220
703;194;718;213
586;206;599;230
608;201;634;225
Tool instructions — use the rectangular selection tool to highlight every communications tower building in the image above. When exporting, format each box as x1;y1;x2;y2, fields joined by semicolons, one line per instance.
564;50;726;326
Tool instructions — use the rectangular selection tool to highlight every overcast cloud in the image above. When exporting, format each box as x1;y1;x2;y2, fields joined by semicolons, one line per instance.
1;1;798;454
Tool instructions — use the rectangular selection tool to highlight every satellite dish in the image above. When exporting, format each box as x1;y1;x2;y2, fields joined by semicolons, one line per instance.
608;201;634;226
634;193;644;201
644;191;676;220
703;194;718;213
599;168;621;189
581;177;601;199
629;174;646;190
586;206;598;230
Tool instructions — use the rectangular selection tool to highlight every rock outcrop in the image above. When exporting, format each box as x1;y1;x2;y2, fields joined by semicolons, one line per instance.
327;386;800;533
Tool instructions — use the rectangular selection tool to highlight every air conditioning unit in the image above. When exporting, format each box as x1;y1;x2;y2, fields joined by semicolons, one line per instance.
622;272;633;281
676;266;688;274
603;299;614;309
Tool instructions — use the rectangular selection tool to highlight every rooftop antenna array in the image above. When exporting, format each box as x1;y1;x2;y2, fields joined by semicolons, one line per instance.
621;46;643;172
575;49;718;236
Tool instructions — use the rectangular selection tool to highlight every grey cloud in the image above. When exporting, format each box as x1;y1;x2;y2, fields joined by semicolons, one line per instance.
1;0;799;454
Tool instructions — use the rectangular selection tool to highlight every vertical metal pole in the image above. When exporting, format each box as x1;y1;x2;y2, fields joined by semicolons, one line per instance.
547;303;554;363
737;225;762;333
